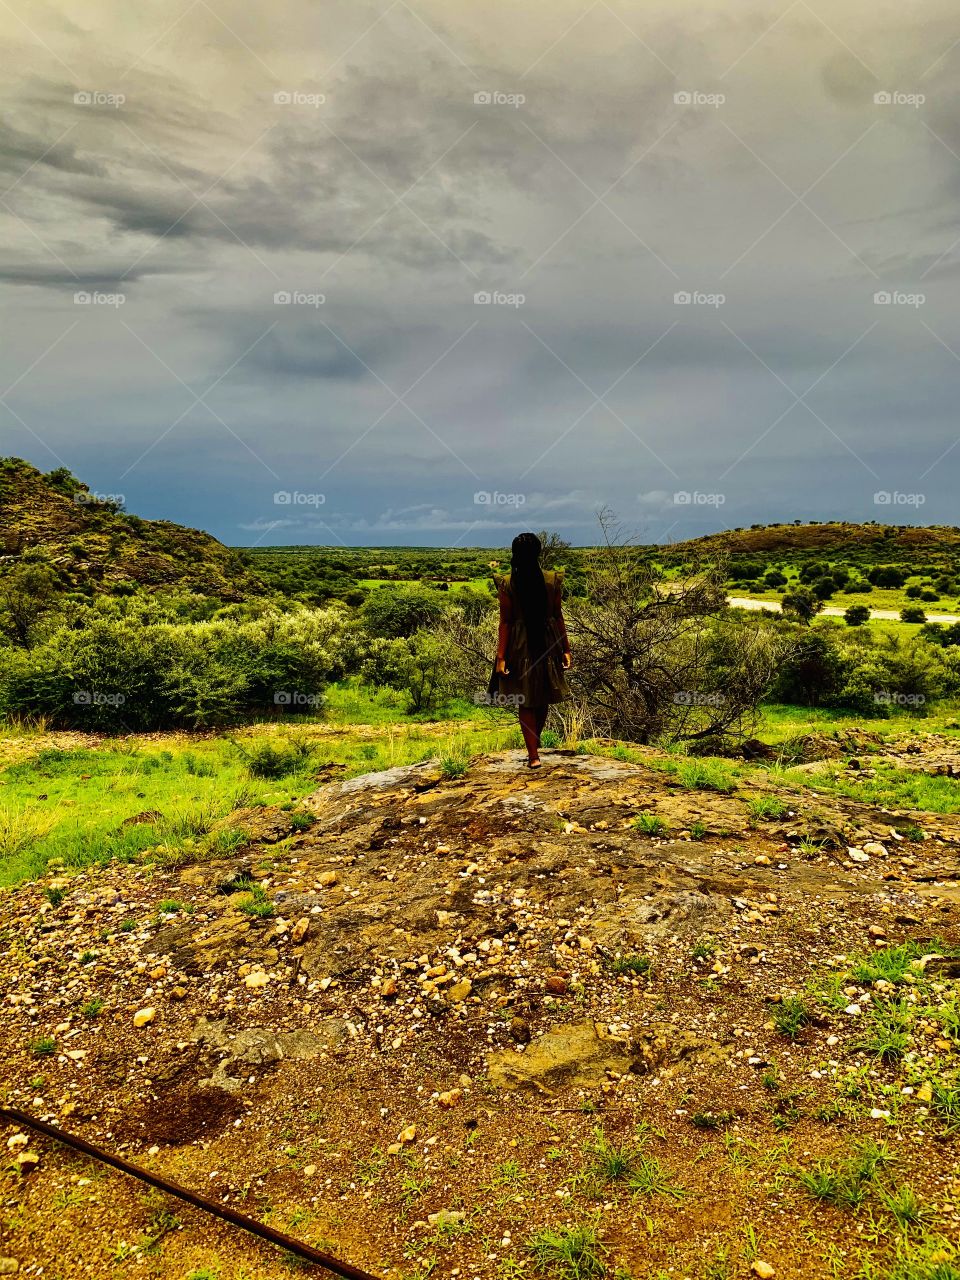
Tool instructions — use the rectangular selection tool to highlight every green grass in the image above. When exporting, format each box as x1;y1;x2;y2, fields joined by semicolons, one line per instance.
608;954;651;977
0;700;524;886
579;1129;644;1187
672;758;739;793
772;996;812;1040
238;885;275;918
529;1221;607;1280
854;1000;913;1063
774;762;960;814
796;1138;892;1210
631;812;667;835
747;795;788;821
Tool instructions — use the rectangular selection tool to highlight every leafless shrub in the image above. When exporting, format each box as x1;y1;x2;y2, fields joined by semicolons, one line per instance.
567;509;785;743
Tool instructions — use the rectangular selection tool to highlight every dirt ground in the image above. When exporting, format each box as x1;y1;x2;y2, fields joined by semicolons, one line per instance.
1;742;959;1280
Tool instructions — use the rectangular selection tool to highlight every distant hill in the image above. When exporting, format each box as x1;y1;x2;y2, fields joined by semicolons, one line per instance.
0;458;267;601
659;520;960;563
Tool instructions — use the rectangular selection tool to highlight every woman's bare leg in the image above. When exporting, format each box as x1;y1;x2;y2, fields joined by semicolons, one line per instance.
518;707;541;765
535;705;549;740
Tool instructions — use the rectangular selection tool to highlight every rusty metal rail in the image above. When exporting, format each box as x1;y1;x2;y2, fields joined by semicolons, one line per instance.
0;1106;382;1279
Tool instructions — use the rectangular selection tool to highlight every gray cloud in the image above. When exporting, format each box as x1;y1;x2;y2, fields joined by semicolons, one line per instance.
0;0;958;543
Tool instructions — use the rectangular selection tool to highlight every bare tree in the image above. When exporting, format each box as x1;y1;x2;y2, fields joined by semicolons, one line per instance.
566;509;783;743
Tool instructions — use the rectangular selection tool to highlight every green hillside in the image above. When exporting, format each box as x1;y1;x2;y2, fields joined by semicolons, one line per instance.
0;458;266;601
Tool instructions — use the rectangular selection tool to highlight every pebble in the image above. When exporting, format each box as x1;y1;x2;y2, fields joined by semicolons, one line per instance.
845;1004;861;1015
0;1259;18;1275
244;971;270;989
291;918;310;944
317;872;338;887
848;849;870;862
752;1263;775;1279
428;1209;465;1228
6;1134;28;1151
133;1007;155;1027
545;975;568;995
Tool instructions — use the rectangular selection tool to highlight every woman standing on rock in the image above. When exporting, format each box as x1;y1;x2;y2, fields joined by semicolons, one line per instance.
493;532;572;768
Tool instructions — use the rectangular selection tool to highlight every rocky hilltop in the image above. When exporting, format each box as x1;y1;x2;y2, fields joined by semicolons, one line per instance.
2;746;959;1278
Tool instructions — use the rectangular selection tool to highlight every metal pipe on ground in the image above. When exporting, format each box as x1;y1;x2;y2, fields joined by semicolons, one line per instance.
0;1106;382;1280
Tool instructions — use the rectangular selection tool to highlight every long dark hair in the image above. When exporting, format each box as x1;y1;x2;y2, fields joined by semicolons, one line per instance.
510;532;548;657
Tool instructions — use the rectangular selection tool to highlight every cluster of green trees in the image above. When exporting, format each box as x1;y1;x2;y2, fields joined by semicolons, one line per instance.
2;535;959;735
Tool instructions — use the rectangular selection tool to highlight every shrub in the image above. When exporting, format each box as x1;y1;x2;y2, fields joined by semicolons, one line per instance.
901;606;926;624
772;631;850;707
359;632;455;713
360;587;448;639
568;513;784;744
0;608;351;729
781;587;823;624
844;604;871;627
868;565;906;588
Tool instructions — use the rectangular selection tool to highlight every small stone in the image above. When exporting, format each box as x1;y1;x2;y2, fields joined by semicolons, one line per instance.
6;1134;28;1151
870;1108;890;1120
428;1209;466;1228
399;1125;417;1143
303;1164;317;1176
509;1017;531;1044
0;1258;19;1275
845;1004;861;1016
868;925;886;938
386;1142;402;1155
862;841;887;857
317;872;338;887
447;980;472;1003
754;855;771;866
15;1151;39;1173
291;918;310;944
133;1007;155;1028
545;975;568;995
149;965;167;980
438;1089;462;1109
381;978;398;998
169;987;188;1000
848;849;870;862
916;1081;933;1103
752;1263;775;1279
244;971;270;989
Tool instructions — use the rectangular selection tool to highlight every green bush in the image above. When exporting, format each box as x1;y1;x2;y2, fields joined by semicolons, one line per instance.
844;604;871;627
360;587;448;638
359;631;455;713
0;607;354;729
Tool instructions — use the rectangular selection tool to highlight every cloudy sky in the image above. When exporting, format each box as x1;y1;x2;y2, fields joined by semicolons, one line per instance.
1;0;958;545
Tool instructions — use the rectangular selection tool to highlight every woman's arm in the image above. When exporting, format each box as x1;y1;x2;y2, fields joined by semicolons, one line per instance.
496;577;512;673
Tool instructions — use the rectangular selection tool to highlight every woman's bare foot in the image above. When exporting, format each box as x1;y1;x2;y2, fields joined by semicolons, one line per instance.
527;758;542;768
